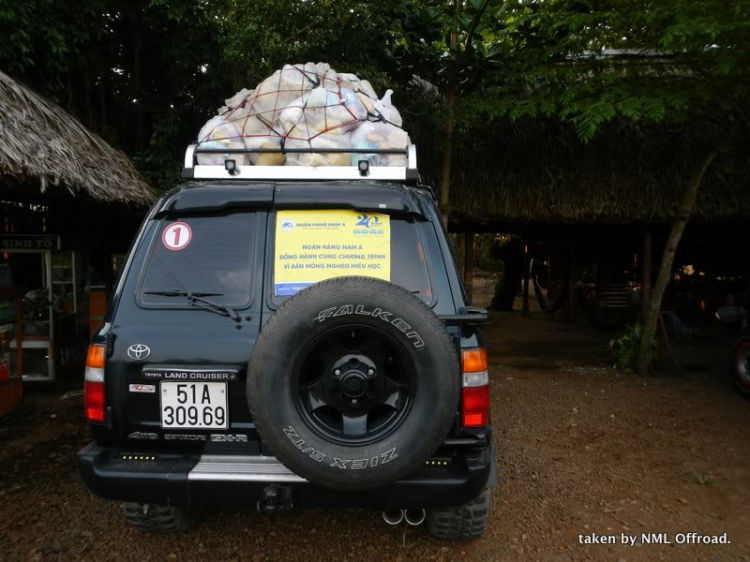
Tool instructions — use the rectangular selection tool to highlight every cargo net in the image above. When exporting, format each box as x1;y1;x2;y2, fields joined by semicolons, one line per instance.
196;63;409;167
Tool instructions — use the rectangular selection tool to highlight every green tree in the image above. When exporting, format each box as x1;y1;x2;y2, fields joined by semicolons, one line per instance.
0;0;108;105
0;0;231;190
471;0;750;373
220;0;398;93
388;0;506;226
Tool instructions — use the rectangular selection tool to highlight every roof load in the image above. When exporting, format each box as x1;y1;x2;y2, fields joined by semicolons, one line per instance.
181;144;420;183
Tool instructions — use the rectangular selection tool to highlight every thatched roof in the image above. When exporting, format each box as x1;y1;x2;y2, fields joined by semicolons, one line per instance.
0;71;154;205
415;119;750;225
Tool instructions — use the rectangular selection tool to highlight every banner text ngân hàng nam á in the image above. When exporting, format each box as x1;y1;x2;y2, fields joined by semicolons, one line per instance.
274;209;390;296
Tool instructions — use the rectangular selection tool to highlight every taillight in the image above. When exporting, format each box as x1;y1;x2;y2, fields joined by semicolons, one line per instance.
461;348;489;428
84;344;106;423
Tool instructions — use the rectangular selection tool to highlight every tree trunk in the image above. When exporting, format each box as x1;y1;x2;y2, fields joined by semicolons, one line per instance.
84;61;93;126
641;227;652;321
98;57;107;130
522;242;530;316
66;68;74;113
133;30;144;150
439;89;457;229
636;150;717;375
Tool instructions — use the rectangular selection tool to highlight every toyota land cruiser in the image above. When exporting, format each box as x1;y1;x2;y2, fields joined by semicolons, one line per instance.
78;144;496;540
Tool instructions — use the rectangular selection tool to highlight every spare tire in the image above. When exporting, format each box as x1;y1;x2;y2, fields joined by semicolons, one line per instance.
247;276;460;490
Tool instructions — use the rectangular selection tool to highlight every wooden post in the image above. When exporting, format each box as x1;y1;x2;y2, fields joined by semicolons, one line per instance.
642;227;652;322
14;289;22;377
522;242;530;315
104;252;114;302
568;234;576;323
704;243;716;319
548;253;554;324
464;231;474;304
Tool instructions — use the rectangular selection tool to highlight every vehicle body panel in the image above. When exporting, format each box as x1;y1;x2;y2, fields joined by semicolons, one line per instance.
80;180;494;509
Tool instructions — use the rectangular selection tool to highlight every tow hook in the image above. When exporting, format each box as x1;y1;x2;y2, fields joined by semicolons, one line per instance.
257;484;294;512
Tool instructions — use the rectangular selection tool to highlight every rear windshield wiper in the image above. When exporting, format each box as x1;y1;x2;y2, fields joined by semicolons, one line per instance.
144;290;223;297
143;290;241;322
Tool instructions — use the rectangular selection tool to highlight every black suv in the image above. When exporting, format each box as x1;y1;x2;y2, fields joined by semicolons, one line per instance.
78;146;495;540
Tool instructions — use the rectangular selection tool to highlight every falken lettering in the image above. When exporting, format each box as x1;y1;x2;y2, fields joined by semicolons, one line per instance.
314;305;424;348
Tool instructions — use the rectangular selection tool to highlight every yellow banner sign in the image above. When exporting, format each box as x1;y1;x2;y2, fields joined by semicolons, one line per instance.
274;210;390;296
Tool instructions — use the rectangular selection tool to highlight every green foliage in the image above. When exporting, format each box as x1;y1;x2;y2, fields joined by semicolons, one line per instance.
0;0;405;191
0;0;232;189
2;0;749;190
473;0;750;142
389;0;509;95
609;324;657;371
0;0;107;94
133;108;183;193
220;0;397;92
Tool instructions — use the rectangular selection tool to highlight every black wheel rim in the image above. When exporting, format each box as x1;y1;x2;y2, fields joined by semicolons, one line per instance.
292;324;416;446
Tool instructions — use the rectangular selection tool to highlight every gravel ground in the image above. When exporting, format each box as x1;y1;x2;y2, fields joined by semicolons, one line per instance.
1;318;749;561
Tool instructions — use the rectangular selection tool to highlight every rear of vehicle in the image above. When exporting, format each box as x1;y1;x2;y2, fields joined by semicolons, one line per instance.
79;147;495;540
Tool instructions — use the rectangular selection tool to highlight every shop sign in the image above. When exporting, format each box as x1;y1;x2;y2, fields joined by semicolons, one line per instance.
0;235;60;251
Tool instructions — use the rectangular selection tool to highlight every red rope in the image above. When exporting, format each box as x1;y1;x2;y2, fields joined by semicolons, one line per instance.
200;66;401;149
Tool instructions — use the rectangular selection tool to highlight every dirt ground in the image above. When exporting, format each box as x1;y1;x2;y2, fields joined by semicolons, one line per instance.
1;312;749;562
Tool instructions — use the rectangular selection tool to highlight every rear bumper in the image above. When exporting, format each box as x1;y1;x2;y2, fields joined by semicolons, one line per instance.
78;442;496;510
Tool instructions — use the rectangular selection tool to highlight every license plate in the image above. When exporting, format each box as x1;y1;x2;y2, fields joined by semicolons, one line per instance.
160;382;228;429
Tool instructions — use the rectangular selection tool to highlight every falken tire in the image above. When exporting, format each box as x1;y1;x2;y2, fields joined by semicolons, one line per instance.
247;276;460;490
426;488;492;541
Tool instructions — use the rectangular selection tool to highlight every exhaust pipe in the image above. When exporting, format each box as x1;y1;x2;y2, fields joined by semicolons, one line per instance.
404;508;426;526
382;509;405;525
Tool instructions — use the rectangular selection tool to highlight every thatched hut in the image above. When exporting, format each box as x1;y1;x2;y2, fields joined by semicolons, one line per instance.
441;121;750;227
0;70;153;204
0;70;155;386
414;119;750;318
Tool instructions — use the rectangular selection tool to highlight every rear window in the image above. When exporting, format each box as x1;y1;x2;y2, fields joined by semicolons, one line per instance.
273;210;432;305
390;220;432;303
139;213;255;307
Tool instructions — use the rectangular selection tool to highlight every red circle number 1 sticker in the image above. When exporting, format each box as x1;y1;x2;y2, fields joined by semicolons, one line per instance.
162;222;192;251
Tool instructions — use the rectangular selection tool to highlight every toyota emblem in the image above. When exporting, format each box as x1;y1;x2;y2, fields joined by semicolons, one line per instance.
127;344;151;361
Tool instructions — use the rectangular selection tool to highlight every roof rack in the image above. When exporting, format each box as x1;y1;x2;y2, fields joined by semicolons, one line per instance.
181;144;420;182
